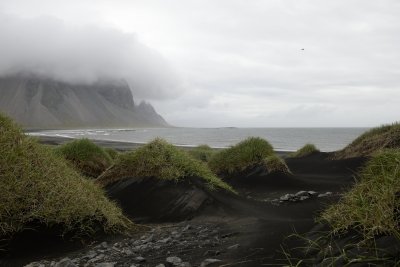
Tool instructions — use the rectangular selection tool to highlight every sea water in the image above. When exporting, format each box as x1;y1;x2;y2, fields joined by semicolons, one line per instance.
29;127;368;152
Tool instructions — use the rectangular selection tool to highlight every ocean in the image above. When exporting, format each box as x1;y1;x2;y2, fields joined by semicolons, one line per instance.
29;127;369;152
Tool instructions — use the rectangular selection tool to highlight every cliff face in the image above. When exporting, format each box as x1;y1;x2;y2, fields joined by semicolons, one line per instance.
0;75;169;129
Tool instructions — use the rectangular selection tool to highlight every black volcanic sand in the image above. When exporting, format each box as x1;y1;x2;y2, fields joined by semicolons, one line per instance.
2;138;367;266
34;135;145;151
222;152;366;202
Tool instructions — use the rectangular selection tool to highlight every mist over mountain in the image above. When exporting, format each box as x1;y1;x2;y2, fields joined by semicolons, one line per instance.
0;12;181;100
0;74;169;129
0;11;180;128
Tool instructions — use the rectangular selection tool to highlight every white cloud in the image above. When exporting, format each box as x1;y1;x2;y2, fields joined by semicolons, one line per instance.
1;0;400;126
0;11;181;99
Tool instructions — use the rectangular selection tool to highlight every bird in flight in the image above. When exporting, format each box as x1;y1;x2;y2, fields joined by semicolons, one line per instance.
301;48;305;50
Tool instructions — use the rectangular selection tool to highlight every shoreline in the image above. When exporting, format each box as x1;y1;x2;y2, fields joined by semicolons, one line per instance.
25;127;366;152
34;135;292;157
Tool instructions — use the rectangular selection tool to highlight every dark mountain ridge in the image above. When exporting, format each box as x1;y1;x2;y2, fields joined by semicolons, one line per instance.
0;74;169;129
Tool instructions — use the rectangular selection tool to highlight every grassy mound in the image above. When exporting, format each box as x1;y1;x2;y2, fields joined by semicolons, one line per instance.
289;143;319;158
264;155;291;174
208;137;274;175
335;122;400;159
55;139;112;178
97;138;234;193
187;144;215;162
0;114;132;239
321;149;400;238
282;150;400;265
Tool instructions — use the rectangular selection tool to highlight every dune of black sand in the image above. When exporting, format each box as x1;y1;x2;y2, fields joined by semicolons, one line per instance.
1;138;366;267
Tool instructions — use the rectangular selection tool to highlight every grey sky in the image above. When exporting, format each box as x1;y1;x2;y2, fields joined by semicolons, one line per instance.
1;0;399;127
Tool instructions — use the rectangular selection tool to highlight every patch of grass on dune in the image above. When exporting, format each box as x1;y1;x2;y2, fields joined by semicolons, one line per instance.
55;139;112;178
264;155;291;174
96;138;234;193
0;113;133;240
208;137;274;175
187;144;215;162
289;143;320;158
321;149;400;238
282;149;400;266
104;147;119;161
335;122;400;159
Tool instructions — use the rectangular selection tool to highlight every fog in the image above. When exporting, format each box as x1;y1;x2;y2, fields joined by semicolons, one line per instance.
1;0;400;127
0;12;180;99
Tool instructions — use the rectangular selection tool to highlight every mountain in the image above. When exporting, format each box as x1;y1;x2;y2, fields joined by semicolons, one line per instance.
0;74;169;129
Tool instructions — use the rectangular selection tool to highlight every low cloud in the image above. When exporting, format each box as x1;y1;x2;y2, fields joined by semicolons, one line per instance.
1;0;400;126
0;12;181;99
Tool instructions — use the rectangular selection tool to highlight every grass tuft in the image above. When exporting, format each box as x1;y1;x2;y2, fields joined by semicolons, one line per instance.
187;144;215;162
282;229;398;266
208;137;274;175
264;155;292;174
289;143;320;158
321;149;400;239
0;113;133;239
335;122;400;159
55;139;113;178
96;138;234;193
104;147;119;161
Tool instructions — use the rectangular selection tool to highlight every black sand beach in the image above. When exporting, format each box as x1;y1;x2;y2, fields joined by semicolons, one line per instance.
35;135;291;157
0;136;367;267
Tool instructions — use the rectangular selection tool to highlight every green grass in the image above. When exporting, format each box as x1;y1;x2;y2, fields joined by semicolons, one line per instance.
321;149;400;238
208;137;274;175
96;138;235;193
289;143;320;158
55;139;112;178
264;155;291;174
104;147;119;161
281;230;398;266
0;113;133;239
335;122;400;159
282;150;400;265
187;144;215;162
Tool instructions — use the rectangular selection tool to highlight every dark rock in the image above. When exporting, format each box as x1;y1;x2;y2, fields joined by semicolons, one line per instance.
182;225;191;232
318;192;332;198
82;250;97;259
100;242;108;248
122;248;134;256
280;194;291;201
25;263;46;267
166;256;182;266
135;256;146;263
54;258;77;267
203;250;221;256
227;244;240;250
200;259;221;267
308;191;318;196
295;191;309;197
221;232;238;238
95;263;116;267
158;237;172;244
299;196;309;201
88;254;105;263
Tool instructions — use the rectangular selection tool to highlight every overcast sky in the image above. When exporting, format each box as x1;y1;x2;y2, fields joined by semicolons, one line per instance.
1;0;399;127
